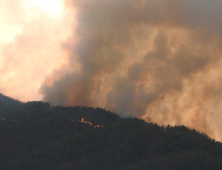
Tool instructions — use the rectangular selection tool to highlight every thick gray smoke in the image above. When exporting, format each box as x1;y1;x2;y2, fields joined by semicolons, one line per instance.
40;0;222;140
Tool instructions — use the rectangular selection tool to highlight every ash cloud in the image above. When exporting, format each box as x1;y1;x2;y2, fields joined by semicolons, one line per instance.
40;0;222;140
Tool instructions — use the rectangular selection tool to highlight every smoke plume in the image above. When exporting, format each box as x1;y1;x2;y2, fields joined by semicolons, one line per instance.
39;0;222;140
0;0;73;101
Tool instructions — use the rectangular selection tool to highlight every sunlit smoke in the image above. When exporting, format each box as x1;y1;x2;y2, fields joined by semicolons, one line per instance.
0;0;74;101
26;0;64;16
1;0;222;141
39;0;222;141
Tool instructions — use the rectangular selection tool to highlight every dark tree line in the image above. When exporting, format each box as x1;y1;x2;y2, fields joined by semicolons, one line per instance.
0;93;222;170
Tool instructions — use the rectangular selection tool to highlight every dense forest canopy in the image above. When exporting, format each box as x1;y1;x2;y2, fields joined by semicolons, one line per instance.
0;93;222;170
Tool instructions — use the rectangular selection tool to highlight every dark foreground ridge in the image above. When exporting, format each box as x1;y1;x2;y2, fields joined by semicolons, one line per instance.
0;93;222;170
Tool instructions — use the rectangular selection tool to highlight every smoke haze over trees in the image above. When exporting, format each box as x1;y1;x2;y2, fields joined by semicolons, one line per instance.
1;0;222;141
38;0;222;141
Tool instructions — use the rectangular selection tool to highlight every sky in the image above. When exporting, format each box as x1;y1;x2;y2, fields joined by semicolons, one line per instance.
1;0;222;141
0;0;74;101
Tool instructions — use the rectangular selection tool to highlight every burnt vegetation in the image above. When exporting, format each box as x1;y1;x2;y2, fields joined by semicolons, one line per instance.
0;93;222;170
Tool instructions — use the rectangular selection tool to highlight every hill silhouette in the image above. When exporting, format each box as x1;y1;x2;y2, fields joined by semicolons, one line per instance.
0;93;222;170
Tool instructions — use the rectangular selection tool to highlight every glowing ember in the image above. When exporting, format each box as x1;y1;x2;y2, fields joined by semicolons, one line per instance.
79;118;103;128
0;118;20;123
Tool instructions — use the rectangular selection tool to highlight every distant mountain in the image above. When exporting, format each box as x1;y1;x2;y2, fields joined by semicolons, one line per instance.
0;93;23;117
0;93;21;104
0;94;222;170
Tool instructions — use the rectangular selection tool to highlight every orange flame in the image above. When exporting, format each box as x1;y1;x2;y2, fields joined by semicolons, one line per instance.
0;118;20;123
79;118;103;128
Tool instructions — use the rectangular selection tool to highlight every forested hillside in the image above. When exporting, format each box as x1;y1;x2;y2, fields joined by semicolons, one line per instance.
0;93;222;170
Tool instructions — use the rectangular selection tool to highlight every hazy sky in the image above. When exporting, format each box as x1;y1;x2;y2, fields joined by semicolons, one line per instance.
2;0;222;141
0;0;73;101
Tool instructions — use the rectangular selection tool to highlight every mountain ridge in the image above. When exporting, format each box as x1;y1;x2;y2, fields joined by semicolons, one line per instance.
0;93;221;170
